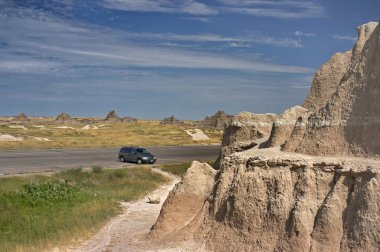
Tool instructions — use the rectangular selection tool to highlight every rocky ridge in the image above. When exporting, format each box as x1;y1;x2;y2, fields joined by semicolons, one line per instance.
198;111;233;129
104;110;122;122
265;105;308;148
148;21;380;252
286;22;380;157
11;113;30;123
55;112;74;124
160;115;185;126
215;111;276;168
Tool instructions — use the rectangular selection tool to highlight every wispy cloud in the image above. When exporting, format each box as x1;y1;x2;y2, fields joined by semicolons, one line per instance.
100;0;325;19
294;30;316;38
101;0;218;15
127;32;303;48
333;35;357;42
217;0;325;18
0;2;315;118
0;14;310;74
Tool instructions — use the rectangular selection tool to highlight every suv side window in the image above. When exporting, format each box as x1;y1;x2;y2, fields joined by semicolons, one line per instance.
125;148;132;154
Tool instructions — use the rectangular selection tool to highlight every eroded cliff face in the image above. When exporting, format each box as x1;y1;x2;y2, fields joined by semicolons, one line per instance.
303;51;352;112
265;105;308;148
287;22;380;157
215;112;277;168
199;149;380;252
148;22;380;252
149;161;217;238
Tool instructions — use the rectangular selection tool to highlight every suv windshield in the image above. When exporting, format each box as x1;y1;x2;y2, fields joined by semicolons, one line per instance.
136;148;149;154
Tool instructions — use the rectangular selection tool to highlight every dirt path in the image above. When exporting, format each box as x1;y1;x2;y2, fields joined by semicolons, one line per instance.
66;169;181;252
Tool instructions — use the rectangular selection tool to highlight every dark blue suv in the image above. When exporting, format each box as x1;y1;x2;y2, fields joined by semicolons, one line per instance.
118;146;156;164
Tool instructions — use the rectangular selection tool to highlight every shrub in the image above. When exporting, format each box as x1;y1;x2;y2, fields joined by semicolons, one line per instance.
91;165;103;174
17;181;79;206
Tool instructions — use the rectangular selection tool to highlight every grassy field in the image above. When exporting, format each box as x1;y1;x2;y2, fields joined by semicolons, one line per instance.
0;166;169;252
0;120;222;150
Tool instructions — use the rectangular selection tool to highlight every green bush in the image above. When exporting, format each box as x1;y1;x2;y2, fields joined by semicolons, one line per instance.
91;165;103;174
17;181;79;206
0;166;168;251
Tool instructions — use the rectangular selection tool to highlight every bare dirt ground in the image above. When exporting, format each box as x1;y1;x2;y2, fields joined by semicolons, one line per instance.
62;169;203;252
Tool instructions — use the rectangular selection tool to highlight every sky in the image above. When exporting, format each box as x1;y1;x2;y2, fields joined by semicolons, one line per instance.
0;1;379;120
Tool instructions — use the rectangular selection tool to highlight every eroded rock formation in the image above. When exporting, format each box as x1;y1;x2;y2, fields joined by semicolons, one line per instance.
286;22;380;157
55;112;73;124
199;149;380;251
150;161;217;238
160;115;184;126
215;111;276;168
198;111;233;129
123;116;137;123
12;113;30;123
303;51;352;112
265;105;308;148
104;110;122;122
148;21;380;252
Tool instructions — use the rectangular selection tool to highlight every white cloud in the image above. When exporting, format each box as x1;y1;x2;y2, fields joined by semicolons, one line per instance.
294;30;316;38
102;0;217;15
333;35;357;42
217;0;325;18
0;14;311;74
127;32;303;48
227;42;251;48
101;0;325;18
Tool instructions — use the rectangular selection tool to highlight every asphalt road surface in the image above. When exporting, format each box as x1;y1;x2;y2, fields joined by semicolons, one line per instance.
0;145;221;175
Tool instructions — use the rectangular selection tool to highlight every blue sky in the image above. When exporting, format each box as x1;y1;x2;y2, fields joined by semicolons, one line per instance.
0;0;378;120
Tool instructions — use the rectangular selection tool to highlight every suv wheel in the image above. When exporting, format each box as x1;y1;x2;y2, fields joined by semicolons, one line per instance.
137;159;142;165
120;156;125;162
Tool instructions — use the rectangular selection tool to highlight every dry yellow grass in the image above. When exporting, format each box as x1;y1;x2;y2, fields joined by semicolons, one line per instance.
0;120;222;150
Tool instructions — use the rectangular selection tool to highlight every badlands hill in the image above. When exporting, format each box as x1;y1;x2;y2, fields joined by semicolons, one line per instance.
286;22;380;157
147;21;380;251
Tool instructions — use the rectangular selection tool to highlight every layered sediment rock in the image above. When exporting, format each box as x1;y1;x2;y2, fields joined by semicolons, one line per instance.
303;51;352;112
198;149;380;252
286;22;380;157
160;115;185;126
148;22;380;252
55;112;74;124
215;112;276;168
265;105;308;148
12;113;30;123
198;111;233;129
150;161;217;238
104;110;122;122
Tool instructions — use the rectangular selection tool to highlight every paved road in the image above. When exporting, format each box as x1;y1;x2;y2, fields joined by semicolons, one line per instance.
0;145;221;175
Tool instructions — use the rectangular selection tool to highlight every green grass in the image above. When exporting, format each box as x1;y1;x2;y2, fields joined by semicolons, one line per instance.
160;162;192;176
0;120;223;150
0;166;168;252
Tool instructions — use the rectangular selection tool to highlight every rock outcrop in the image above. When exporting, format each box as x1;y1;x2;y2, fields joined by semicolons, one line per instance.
286;22;380;157
198;111;233;129
198;149;380;252
55;112;73;124
265;105;308;148
303;51;352;112
104;110;122;122
160;115;184;126
150;161;217;238
123;116;137;123
215;111;276;168
12;113;30;123
148;21;380;252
